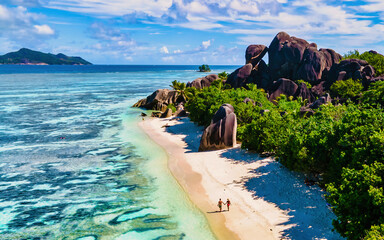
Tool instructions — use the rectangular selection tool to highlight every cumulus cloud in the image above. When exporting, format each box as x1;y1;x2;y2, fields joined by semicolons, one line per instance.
357;0;384;13
45;0;282;30
0;5;55;47
160;46;169;54
34;24;55;35
201;40;211;50
43;0;384;52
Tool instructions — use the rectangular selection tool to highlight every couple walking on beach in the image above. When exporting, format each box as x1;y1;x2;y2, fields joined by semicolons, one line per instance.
217;198;231;212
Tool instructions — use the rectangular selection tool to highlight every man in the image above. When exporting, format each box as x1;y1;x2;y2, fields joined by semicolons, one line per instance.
218;198;223;212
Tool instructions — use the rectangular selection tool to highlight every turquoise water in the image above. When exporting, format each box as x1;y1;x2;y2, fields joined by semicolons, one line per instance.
0;65;239;239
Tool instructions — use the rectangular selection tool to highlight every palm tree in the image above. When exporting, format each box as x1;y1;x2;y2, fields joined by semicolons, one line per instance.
170;80;188;102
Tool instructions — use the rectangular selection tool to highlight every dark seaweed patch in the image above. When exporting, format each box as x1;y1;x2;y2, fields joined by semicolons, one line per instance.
108;208;145;225
132;226;166;232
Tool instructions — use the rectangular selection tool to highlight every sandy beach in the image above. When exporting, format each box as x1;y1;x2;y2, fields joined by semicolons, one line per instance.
139;117;342;240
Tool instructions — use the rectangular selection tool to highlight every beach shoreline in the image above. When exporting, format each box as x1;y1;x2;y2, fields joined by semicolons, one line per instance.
138;117;286;239
138;116;341;240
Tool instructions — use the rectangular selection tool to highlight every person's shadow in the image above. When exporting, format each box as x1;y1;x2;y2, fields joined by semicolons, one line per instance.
207;210;228;213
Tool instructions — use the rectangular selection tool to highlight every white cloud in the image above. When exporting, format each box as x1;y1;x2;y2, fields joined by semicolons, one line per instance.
34;24;54;35
202;40;211;49
0;5;10;20
28;0;384;62
160;46;169;54
47;0;173;17
229;0;260;15
358;0;384;13
0;5;56;46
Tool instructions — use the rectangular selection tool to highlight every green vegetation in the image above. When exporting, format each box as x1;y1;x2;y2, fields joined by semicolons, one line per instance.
185;81;273;129
167;103;177;112
330;78;363;99
170;80;186;91
218;71;228;80
181;74;384;239
170;80;189;101
164;50;384;238
361;81;384;107
327;162;384;240
343;50;384;76
198;64;211;72
0;48;92;65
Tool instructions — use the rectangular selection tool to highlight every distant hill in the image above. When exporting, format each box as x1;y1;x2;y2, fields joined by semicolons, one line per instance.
0;48;92;65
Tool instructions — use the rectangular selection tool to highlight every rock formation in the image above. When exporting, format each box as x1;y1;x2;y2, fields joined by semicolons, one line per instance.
187;74;219;89
268;78;299;103
133;89;184;112
325;59;376;89
134;31;384;121
268;32;342;84
226;63;253;88
160;108;173;118
309;93;332;109
225;31;384;105
245;45;268;66
267;78;315;104
199;104;237;151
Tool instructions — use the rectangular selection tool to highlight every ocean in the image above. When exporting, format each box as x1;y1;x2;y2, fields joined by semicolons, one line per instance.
0;65;239;240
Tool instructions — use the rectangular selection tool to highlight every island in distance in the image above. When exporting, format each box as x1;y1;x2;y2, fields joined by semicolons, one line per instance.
0;48;92;65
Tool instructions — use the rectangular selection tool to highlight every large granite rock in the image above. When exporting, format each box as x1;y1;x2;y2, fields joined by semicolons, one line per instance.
199;104;237;151
325;58;376;89
309;93;332;109
245;45;268;66
311;81;326;97
186;74;219;89
268;78;299;103
160;108;173;118
251;60;272;90
296;83;315;103
226;60;272;90
226;63;253;88
268;32;342;83
268;78;315;104
133;89;184;111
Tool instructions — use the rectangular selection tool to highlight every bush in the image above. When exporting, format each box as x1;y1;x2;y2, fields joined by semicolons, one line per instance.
326;162;384;240
361;81;384;108
167;103;176;112
330;78;363;99
365;224;384;240
218;71;228;80
185;83;272;128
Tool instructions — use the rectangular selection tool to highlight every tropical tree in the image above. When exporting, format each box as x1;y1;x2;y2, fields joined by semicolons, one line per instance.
198;64;211;72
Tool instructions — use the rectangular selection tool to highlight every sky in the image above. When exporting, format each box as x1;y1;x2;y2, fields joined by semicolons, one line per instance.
0;0;383;65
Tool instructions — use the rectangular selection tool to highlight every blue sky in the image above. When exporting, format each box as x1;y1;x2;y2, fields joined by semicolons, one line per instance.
0;0;383;64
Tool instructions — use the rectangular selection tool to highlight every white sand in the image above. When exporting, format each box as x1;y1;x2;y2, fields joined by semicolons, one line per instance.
139;117;342;240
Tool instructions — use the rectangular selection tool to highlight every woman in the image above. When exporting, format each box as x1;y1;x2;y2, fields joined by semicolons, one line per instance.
225;199;231;211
